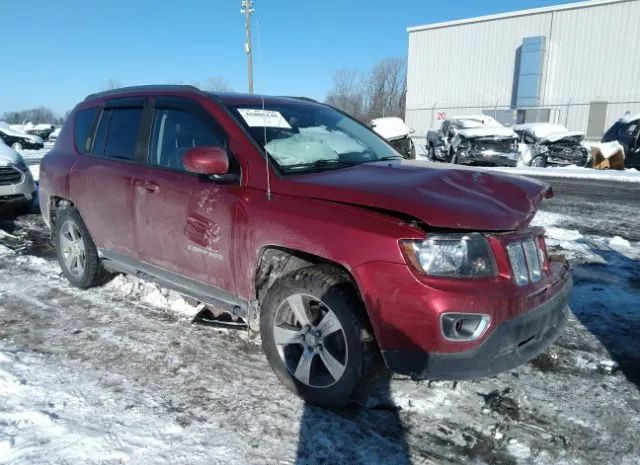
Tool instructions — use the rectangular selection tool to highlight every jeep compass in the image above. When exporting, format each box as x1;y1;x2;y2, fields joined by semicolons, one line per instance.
39;85;571;406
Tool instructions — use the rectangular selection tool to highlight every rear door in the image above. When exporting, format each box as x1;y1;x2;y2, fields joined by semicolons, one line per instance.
132;96;240;294
70;98;147;258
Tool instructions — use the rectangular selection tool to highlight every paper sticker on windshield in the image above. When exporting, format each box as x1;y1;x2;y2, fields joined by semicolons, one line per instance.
237;109;291;129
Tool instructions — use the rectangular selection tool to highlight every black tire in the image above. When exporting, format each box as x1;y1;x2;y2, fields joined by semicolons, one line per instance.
406;139;416;160
54;207;105;289
530;155;548;168
428;144;435;161
260;265;383;407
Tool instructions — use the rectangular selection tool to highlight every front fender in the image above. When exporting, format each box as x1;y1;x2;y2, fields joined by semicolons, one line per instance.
232;189;424;301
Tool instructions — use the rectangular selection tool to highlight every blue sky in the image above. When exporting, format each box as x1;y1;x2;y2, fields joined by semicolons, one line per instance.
2;0;577;116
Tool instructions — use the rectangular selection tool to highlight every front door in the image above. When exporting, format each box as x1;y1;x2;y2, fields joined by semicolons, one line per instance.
133;98;240;294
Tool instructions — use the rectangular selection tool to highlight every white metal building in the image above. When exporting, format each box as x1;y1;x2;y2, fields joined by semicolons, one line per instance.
406;0;640;138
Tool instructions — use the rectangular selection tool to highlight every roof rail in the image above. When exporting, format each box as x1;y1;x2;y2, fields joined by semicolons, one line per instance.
279;96;319;103
84;85;200;101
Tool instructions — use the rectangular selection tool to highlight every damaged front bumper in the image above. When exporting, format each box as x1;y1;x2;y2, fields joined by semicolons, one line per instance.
382;270;571;380
457;149;520;167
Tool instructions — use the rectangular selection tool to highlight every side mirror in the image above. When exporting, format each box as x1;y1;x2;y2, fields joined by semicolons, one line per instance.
183;146;230;173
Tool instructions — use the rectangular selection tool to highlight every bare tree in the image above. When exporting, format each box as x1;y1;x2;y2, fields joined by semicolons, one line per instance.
325;69;366;120
364;57;406;120
325;58;407;122
203;77;233;92
2;107;60;125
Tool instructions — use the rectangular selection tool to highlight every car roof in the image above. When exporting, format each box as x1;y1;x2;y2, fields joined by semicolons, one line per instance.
83;85;320;108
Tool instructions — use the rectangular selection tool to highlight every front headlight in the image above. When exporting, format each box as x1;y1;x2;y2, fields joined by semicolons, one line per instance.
401;233;497;278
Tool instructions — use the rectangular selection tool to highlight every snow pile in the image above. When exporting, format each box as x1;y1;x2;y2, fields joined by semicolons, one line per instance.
103;274;201;319
620;112;640;124
371;117;412;141
587;140;625;159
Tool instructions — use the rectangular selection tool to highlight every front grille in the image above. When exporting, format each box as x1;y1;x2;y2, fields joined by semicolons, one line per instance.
471;139;517;153
506;236;547;286
0;167;23;186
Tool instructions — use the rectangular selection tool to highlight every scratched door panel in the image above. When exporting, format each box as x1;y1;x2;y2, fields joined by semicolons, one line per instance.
133;166;240;294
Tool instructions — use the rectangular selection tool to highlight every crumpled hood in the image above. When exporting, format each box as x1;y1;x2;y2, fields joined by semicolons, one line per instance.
371;117;411;141
276;160;551;231
456;126;517;140
540;131;585;144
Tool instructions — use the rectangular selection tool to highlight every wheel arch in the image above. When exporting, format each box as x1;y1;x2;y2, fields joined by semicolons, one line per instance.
47;196;77;235
254;246;359;304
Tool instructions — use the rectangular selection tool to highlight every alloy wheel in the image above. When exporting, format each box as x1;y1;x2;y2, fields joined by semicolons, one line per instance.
273;294;348;388
12;142;23;151
59;220;86;278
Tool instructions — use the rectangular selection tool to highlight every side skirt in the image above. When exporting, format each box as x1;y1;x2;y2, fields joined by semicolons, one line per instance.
99;249;249;319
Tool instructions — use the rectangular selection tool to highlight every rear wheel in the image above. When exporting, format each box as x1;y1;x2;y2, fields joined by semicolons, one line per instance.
54;208;105;288
260;266;382;407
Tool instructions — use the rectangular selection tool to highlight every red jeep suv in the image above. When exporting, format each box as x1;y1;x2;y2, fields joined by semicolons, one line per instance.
39;86;571;406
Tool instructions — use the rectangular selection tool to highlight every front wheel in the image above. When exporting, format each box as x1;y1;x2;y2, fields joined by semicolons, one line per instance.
12;142;23;151
260;266;382;407
530;155;548;167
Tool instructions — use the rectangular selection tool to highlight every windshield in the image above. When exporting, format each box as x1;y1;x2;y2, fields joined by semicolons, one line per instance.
227;101;401;173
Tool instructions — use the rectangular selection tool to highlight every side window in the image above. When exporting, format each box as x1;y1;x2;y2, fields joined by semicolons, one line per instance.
74;108;97;153
103;108;143;160
91;109;111;156
619;123;638;137
149;109;224;171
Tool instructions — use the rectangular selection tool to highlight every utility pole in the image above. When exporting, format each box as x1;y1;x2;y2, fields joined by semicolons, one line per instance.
241;0;254;93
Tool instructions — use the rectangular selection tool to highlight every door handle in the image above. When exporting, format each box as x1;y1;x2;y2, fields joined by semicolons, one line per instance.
143;181;159;193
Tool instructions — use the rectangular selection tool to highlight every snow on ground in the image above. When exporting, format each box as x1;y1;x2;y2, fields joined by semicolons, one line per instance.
1;149;639;465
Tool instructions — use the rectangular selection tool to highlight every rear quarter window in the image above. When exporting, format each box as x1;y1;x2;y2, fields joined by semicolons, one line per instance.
74;108;97;153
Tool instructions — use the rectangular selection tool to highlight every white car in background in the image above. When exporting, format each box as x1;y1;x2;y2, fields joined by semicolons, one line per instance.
370;117;416;159
0;138;37;213
514;123;590;167
48;127;61;143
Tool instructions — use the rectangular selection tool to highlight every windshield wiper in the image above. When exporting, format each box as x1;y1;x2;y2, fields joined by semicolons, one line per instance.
376;155;404;161
284;159;359;171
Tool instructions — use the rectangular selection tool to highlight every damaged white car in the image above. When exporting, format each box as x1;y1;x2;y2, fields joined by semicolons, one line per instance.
426;115;519;166
514;123;591;167
370;117;416;159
